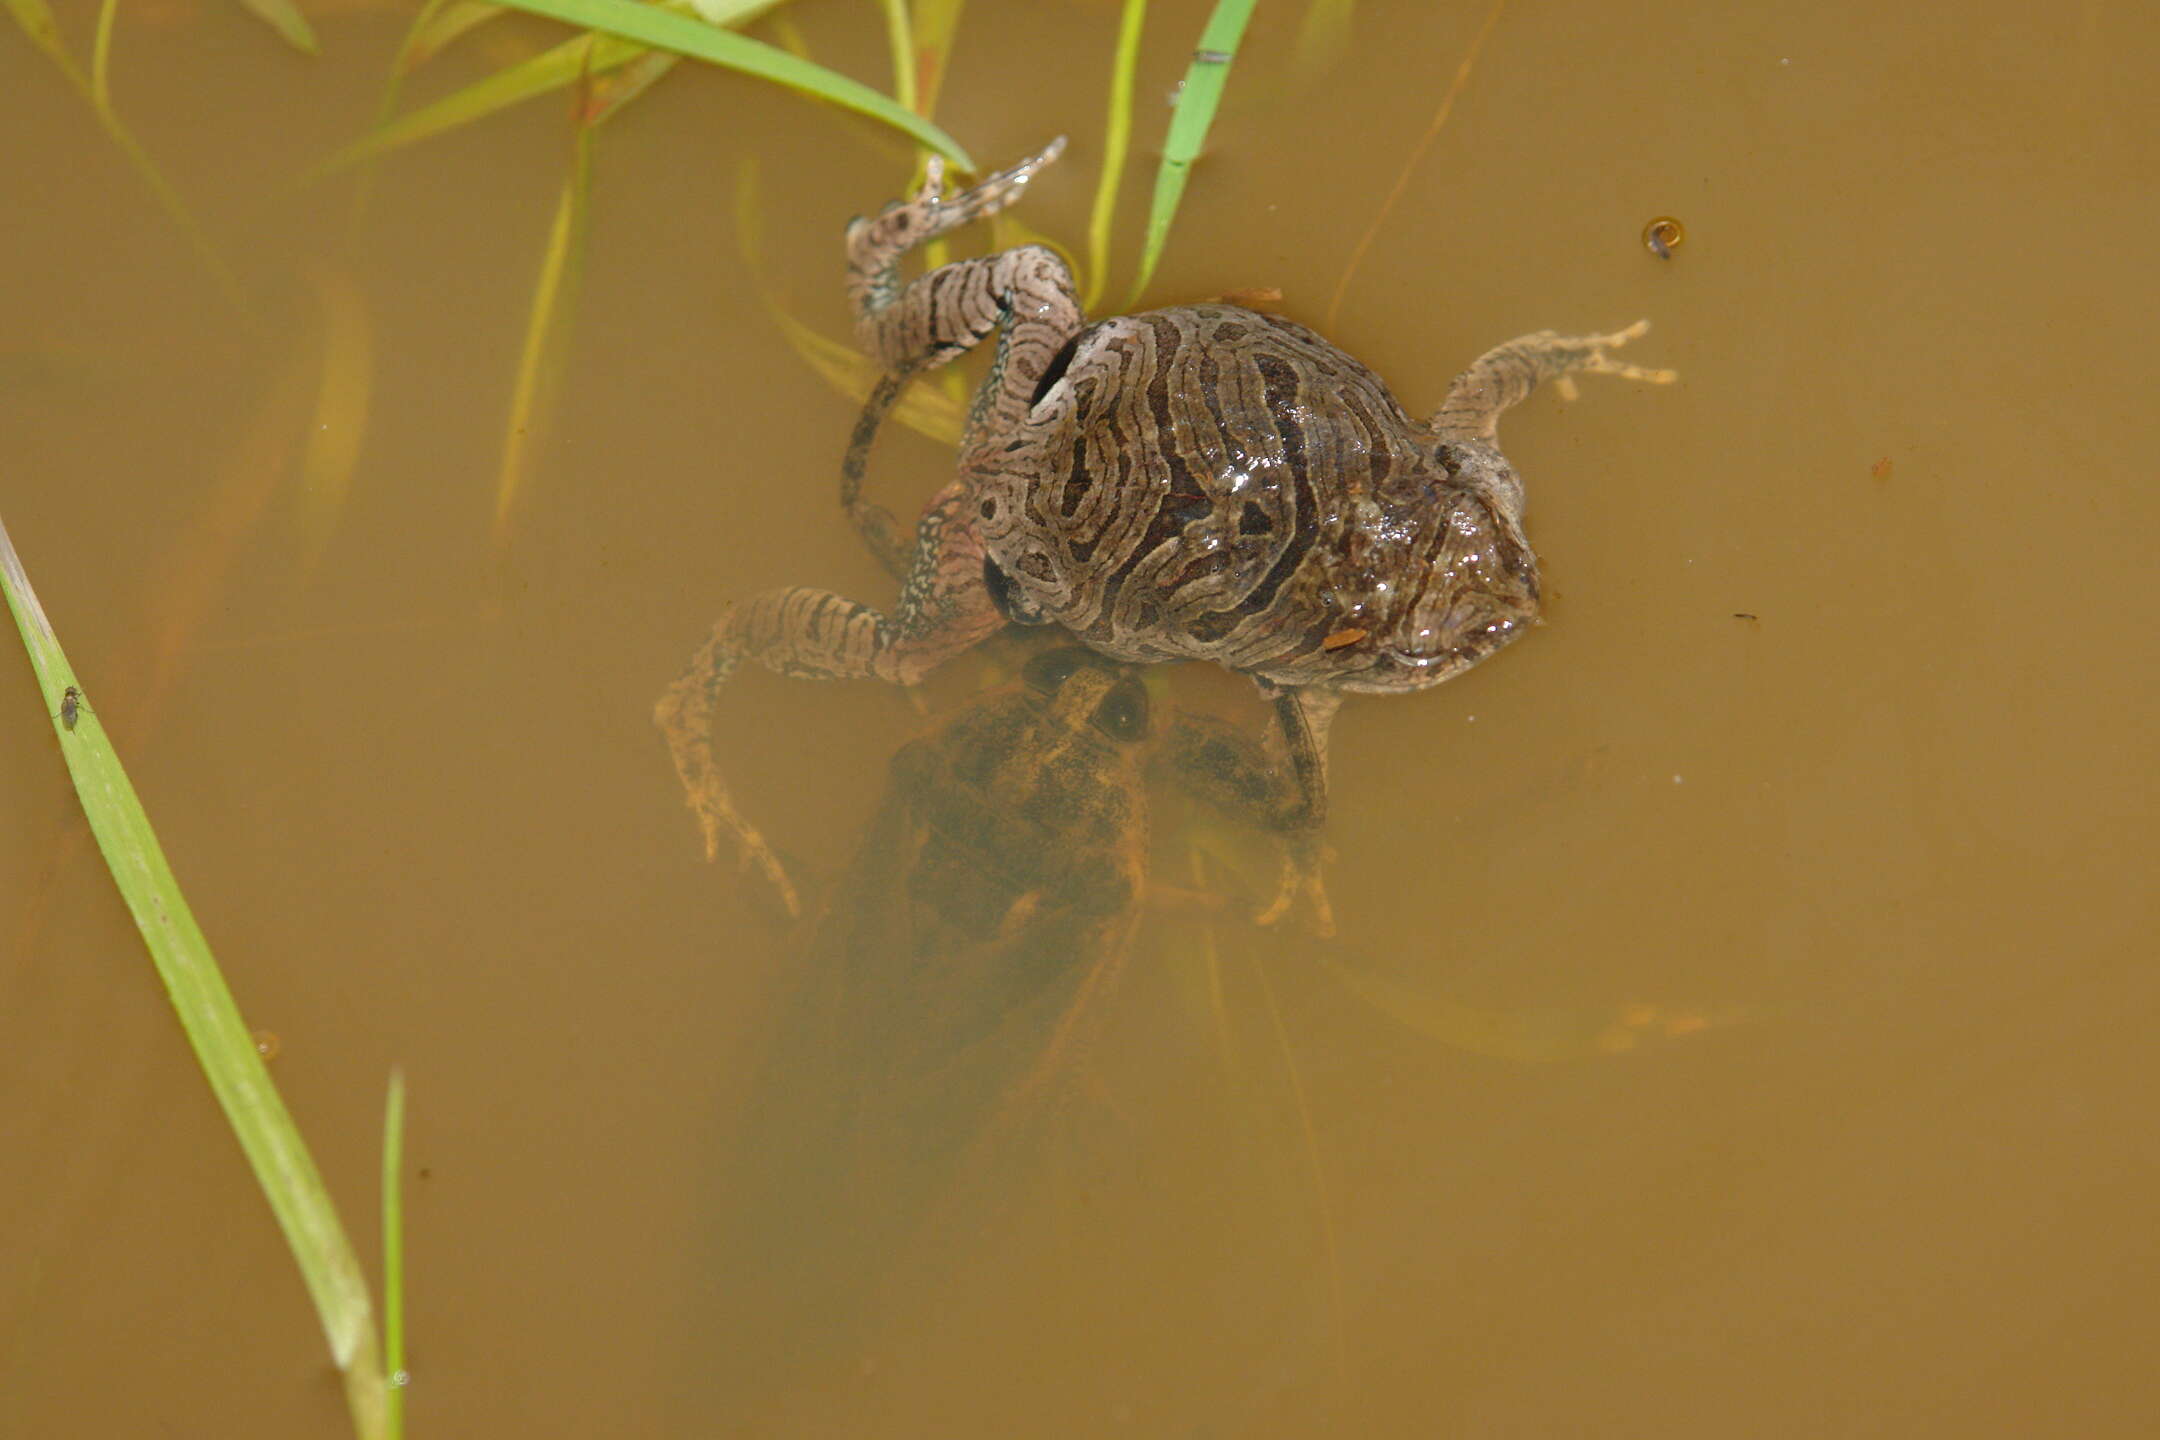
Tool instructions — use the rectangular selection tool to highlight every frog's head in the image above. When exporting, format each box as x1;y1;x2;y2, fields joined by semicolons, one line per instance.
1373;484;1541;682
1020;647;1152;746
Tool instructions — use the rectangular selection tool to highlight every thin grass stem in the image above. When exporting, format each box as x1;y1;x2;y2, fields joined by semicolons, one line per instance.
1084;0;1145;310
1323;0;1505;329
382;1068;408;1440
1124;0;1254;306
90;0;115;107
879;0;916;113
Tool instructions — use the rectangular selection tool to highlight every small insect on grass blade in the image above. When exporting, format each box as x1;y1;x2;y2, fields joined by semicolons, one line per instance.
2;513;392;1439
1084;0;1147;310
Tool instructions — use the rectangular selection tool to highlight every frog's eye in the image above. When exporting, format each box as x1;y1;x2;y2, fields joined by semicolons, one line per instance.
1022;648;1089;693
1091;679;1150;742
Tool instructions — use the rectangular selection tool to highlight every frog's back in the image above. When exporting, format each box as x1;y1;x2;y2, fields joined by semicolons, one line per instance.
985;304;1538;692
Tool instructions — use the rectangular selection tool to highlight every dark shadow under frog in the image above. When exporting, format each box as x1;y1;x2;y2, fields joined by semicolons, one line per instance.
702;642;1305;1394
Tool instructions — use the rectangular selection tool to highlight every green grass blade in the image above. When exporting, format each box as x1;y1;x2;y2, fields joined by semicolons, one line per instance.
580;45;680;123
0;513;387;1439
1084;0;1145;309
878;0;915;112
1124;0;1254;306
323;29;649;174
488;0;971;165
735;160;964;445
3;0;64;55
234;0;320;54
381;1068;408;1440
327;1;803;177
398;0;506;73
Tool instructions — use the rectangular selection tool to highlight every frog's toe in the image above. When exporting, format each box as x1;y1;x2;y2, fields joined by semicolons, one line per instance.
1254;850;1336;938
941;137;1067;224
1579;320;1677;385
726;822;804;920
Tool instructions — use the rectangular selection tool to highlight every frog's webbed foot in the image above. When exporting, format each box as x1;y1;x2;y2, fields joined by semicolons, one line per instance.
844;137;1067;334
654;482;1006;913
1432;320;1676;443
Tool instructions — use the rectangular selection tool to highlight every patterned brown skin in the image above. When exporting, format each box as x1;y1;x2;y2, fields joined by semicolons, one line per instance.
656;141;1673;918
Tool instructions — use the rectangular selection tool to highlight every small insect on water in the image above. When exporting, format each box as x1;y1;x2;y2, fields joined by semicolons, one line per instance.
1642;216;1685;259
58;685;83;730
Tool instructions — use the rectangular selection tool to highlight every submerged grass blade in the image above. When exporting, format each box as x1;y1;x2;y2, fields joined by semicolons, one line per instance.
234;0;320;54
0;514;388;1440
1291;0;1353;81
907;0;966;118
90;0;115;106
487;0;971;165
398;0;505;73
1084;0;1146;309
1125;0;1254;305
735;161;963;445
381;1068;408;1440
6;0;251;317
579;45;679;121
496;124;595;538
325;29;648;173
297;264;375;576
878;0;915;112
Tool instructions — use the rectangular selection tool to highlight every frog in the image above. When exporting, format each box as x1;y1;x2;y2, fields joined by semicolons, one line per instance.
656;138;1674;919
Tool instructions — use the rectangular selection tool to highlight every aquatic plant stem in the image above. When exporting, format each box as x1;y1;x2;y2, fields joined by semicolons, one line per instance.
1084;0;1146;310
1323;0;1506;330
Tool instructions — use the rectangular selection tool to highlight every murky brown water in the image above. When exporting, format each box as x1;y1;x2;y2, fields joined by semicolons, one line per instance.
5;1;2157;1435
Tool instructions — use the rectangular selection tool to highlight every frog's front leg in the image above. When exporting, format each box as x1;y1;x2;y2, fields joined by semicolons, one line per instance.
653;482;1004;916
1433;321;1676;444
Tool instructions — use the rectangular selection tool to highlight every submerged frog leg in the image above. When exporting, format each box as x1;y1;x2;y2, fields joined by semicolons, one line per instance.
1159;687;1342;935
1425;322;1676;531
653;480;1006;914
840;370;913;581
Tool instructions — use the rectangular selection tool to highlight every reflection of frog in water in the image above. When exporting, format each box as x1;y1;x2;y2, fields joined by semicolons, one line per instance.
706;643;1305;1390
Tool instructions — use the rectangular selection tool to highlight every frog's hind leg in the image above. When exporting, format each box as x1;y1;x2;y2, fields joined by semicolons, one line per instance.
1432;321;1676;444
846;143;1086;445
654;481;1005;915
840;371;914;580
